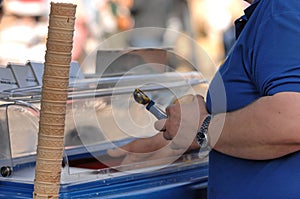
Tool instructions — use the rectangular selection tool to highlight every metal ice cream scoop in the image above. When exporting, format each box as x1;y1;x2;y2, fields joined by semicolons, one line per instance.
133;88;167;120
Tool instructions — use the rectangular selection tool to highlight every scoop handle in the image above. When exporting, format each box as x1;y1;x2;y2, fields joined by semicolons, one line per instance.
146;100;167;119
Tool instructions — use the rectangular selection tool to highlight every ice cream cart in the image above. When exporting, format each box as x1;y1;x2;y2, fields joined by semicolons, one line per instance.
0;48;209;198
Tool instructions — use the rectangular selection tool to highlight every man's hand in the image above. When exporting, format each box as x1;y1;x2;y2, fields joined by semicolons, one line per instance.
106;94;207;168
107;133;186;168
154;95;209;149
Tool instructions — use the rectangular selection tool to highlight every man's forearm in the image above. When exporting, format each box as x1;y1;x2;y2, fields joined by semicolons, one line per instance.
209;92;300;160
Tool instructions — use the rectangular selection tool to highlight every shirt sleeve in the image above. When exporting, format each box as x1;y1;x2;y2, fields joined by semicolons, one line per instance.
253;12;300;96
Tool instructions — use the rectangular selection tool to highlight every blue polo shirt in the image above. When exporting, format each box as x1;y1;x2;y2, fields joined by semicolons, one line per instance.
206;0;300;198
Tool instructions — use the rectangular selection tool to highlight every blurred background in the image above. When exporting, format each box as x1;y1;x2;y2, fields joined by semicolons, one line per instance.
0;0;248;71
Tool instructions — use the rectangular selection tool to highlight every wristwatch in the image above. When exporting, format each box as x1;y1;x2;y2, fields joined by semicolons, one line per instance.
196;114;212;150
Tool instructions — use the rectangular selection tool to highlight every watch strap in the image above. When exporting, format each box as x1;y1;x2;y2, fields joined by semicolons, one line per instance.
196;114;212;149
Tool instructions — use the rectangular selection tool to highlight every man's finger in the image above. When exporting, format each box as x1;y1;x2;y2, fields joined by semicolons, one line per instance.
154;118;167;131
163;131;173;140
107;147;127;157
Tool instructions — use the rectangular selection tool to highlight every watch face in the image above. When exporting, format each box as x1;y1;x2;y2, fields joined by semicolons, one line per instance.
196;132;205;144
196;132;207;146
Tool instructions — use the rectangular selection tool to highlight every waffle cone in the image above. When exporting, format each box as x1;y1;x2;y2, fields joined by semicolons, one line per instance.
41;88;68;102
45;50;72;57
34;181;60;195
34;193;59;199
38;125;65;136
35;158;62;173
43;73;70;80
47;29;73;43
50;2;76;17
48;15;75;30
45;52;72;65
47;40;73;52
39;112;66;126
44;63;70;69
40;100;67;114
44;64;71;78
42;77;70;90
38;135;65;148
35;171;61;183
40;108;66;114
37;146;64;160
34;2;76;197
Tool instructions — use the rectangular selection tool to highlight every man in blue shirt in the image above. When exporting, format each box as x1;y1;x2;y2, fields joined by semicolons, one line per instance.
205;0;300;197
109;0;300;198
155;0;300;198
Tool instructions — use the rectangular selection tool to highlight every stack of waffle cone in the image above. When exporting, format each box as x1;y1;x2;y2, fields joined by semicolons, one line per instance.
33;2;76;199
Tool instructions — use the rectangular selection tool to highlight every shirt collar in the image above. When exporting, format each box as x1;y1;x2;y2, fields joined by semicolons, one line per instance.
244;0;260;20
234;0;260;39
